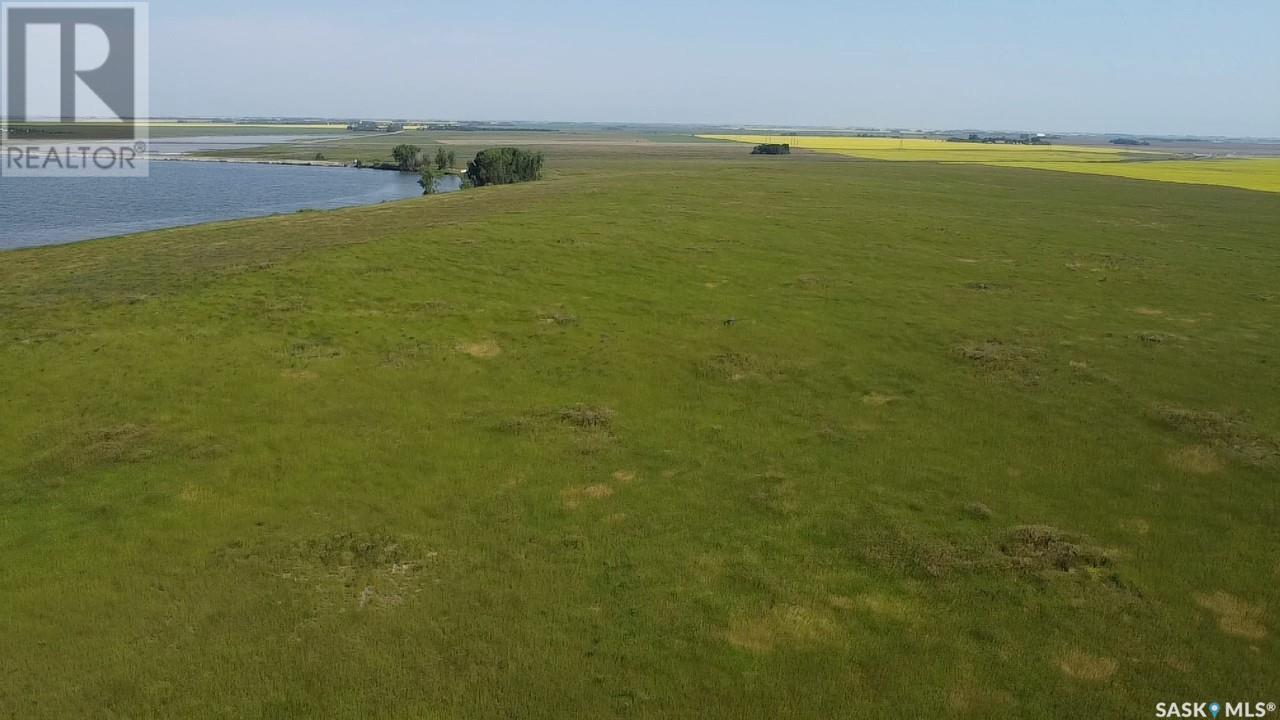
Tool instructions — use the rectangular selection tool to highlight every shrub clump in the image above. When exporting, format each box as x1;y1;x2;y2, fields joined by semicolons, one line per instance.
465;147;544;187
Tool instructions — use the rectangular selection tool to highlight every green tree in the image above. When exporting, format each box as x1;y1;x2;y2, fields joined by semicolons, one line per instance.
464;147;544;188
418;166;444;195
391;144;422;171
434;147;450;171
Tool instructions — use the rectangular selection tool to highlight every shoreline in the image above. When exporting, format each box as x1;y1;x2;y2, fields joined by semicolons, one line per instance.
0;160;443;253
151;154;466;175
149;155;353;168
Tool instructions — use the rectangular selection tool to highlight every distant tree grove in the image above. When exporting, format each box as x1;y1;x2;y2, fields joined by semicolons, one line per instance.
465;147;544;187
751;143;791;155
409;146;544;195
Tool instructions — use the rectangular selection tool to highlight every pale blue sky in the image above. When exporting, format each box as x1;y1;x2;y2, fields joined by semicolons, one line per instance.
150;0;1280;136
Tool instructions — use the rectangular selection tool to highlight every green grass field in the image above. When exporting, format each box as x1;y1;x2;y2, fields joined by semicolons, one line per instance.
2;145;1278;718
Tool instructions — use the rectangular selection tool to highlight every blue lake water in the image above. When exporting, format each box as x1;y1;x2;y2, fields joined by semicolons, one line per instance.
0;157;457;251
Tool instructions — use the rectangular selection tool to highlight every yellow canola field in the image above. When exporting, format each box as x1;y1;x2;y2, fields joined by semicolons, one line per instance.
700;135;1280;193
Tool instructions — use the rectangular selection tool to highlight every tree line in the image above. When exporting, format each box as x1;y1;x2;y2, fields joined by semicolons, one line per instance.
386;144;544;195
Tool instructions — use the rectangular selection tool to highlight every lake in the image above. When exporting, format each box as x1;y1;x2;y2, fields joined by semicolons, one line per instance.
0;154;457;251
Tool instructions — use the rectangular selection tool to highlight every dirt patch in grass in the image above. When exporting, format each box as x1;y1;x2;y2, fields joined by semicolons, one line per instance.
612;470;637;484
850;521;1130;591
286;338;343;360
457;340;502;358
493;406;617;457
537;310;578;326
31;423;155;476
955;340;1041;385
1195;591;1268;640
500;403;614;430
1133;307;1166;316
857;525;978;578
1137;331;1184;345
1167;445;1224;474
1058;650;1118;682
82;424;153;466
223;532;432;614
1151;404;1278;466
700;352;785;383
999;525;1112;574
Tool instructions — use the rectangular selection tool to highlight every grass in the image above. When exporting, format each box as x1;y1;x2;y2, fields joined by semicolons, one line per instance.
701;134;1280;193
1;146;1278;718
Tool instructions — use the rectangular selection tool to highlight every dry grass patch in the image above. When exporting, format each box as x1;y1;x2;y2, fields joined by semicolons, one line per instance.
583;484;614;499
999;525;1112;574
861;392;898;406
229;532;431;614
1195;591;1268;640
1058;650;1118;682
1167;445;1224;474
725;604;841;654
1138;331;1184;344
1125;518;1151;535
851;593;917;622
281;368;319;380
30;422;156;475
561;484;614;509
558;404;615;429
1152;404;1278;466
177;483;203;502
947;685;1015;714
964;502;994;520
456;340;502;358
700;351;787;383
955;340;1041;384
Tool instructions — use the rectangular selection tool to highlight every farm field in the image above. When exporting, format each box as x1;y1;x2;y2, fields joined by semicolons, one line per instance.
2;145;1278;718
2;122;350;140
194;130;735;168
702;134;1280;193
